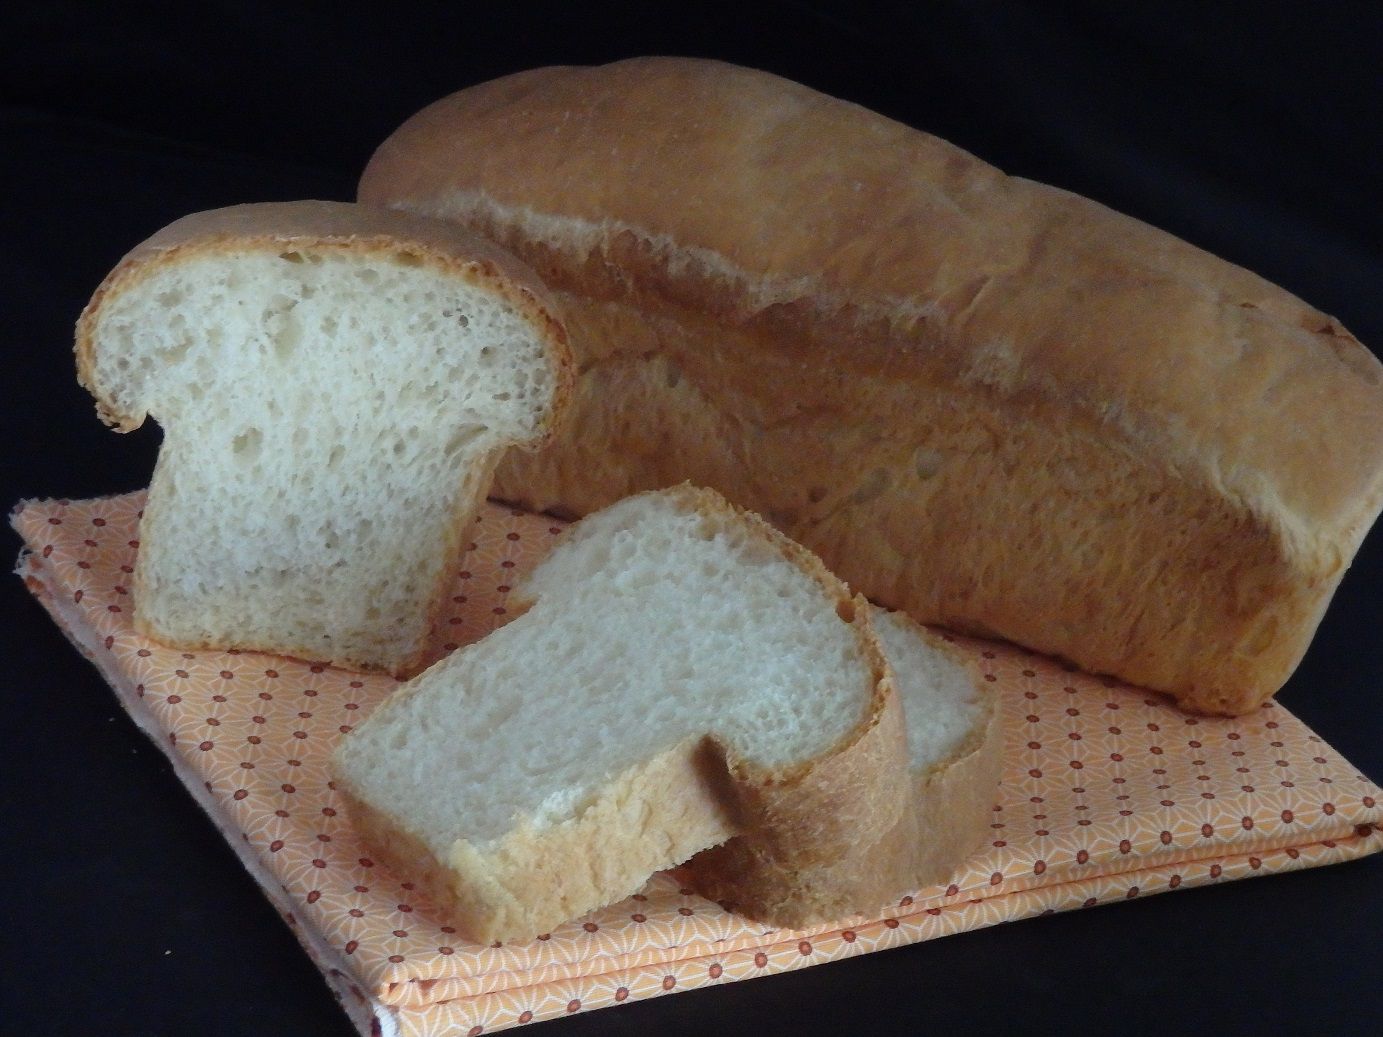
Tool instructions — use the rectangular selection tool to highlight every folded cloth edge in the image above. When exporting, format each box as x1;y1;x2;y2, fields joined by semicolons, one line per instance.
15;532;395;1037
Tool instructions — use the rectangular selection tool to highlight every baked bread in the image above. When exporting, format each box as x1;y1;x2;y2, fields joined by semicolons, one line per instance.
358;57;1383;714
873;608;1002;887
333;484;999;943
77;200;571;675
683;605;1002;918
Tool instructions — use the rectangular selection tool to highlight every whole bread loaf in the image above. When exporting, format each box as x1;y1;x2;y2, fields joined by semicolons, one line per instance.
359;57;1383;714
77;200;571;675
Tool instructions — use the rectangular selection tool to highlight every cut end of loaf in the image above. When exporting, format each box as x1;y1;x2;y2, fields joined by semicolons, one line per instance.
76;200;571;674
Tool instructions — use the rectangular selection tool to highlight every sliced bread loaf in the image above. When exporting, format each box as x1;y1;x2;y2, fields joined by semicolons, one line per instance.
76;200;571;675
333;485;1000;943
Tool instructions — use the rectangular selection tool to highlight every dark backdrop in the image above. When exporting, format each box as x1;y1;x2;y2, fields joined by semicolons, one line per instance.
3;3;1380;1035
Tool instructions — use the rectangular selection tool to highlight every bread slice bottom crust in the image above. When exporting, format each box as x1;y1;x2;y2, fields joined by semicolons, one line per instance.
339;737;738;944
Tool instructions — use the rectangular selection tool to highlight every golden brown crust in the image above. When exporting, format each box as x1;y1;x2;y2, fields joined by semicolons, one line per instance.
684;661;914;928
338;739;738;944
360;58;1383;713
686;616;1002;922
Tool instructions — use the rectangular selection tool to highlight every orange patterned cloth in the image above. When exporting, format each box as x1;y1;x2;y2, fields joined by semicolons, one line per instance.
13;492;1383;1036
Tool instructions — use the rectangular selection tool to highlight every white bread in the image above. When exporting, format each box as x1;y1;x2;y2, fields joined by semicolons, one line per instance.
76;200;572;676
869;609;1000;887
358;57;1383;715
333;485;999;943
682;605;1002;919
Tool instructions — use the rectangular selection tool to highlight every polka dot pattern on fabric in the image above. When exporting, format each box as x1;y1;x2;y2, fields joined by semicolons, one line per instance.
11;492;1383;1037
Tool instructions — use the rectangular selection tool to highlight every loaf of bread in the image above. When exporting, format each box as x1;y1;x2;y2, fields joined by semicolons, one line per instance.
359;57;1383;715
77;200;571;675
332;485;1000;943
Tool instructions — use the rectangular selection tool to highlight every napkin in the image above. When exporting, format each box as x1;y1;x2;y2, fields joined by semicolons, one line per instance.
13;492;1382;1037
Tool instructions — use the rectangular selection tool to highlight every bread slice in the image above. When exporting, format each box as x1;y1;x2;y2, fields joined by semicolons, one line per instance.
76;200;572;675
333;485;908;942
871;609;1001;886
333;485;1000;943
682;607;1001;918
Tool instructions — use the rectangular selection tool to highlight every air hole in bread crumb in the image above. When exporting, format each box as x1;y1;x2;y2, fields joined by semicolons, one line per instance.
279;251;305;264
266;297;302;360
394;252;424;268
231;427;263;462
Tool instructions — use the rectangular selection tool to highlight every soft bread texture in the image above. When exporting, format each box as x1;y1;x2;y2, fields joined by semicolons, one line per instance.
871;609;1001;887
359;57;1383;715
77;201;572;675
334;485;998;943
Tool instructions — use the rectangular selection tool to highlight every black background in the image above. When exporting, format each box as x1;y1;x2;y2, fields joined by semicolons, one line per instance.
2;3;1381;1034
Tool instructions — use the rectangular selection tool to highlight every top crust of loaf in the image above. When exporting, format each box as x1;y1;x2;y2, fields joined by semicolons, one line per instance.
359;58;1383;561
76;200;573;433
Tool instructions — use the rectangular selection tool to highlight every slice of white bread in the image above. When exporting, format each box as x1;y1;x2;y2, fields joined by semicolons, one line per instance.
874;609;1003;887
76;201;572;675
333;485;1000;943
682;607;1001;918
